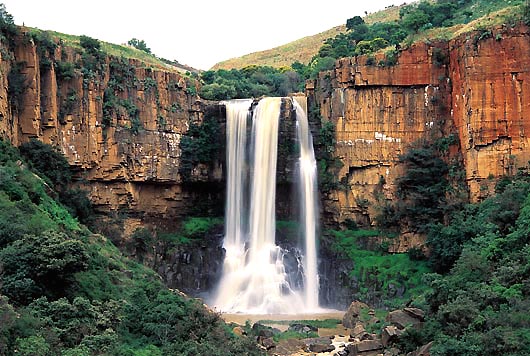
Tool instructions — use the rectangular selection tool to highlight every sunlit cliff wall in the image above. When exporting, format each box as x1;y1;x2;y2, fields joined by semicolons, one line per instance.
308;24;530;250
0;31;223;233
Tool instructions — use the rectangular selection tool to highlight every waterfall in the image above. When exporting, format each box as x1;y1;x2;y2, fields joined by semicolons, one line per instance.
214;96;319;314
293;96;320;310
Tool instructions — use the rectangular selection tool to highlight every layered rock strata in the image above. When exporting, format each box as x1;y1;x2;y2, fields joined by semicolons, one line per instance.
308;25;530;250
0;30;221;225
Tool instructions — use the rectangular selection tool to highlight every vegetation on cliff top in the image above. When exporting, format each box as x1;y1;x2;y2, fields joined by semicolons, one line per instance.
0;139;262;355
199;0;529;101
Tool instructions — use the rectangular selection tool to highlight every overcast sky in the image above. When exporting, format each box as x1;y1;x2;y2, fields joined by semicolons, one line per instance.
3;0;404;70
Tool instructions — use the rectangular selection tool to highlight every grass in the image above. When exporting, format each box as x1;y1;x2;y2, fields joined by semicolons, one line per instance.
364;4;403;24
25;27;184;72
273;330;318;342
211;25;346;70
328;229;431;306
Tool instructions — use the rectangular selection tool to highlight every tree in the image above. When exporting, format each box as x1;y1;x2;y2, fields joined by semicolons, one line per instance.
402;9;430;33
346;15;365;30
128;38;151;54
19;139;71;190
0;231;89;304
0;3;17;40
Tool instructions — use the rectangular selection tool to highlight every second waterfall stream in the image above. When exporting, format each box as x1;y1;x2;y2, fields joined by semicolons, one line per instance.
213;97;320;314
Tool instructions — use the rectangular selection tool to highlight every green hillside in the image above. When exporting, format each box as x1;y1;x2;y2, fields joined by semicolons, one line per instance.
211;0;525;71
211;5;402;70
0;138;262;355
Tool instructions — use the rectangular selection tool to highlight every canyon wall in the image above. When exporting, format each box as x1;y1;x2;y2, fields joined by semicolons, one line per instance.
2;25;530;243
308;24;530;250
450;25;530;201
0;30;224;233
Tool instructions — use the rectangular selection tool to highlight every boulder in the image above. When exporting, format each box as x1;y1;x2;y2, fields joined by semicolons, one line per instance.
381;325;403;347
259;337;275;350
407;341;433;356
386;310;423;330
305;337;335;353
252;323;280;338
343;300;369;328
309;343;336;353
288;323;318;334
352;323;366;336
346;339;383;355
404;307;425;321
232;326;245;336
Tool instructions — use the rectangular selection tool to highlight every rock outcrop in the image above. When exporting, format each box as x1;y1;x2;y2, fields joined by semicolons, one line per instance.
308;41;452;248
308;24;530;247
1;30;221;229
450;25;530;201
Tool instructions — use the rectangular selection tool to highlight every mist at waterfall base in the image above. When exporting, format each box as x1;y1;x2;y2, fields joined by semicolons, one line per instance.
212;97;321;314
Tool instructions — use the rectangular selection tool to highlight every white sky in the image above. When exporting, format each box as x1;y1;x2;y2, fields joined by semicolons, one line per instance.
3;0;403;70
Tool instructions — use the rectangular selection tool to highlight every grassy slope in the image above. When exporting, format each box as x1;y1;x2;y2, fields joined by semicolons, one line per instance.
210;1;525;70
211;5;402;70
211;25;345;70
26;27;197;73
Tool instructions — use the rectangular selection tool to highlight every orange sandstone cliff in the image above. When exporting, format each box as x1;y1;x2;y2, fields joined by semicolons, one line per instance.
307;24;530;250
2;25;530;242
0;31;223;233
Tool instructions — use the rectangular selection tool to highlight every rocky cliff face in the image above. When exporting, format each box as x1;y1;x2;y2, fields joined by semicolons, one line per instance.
0;30;223;228
308;24;530;250
450;25;530;201
308;41;452;250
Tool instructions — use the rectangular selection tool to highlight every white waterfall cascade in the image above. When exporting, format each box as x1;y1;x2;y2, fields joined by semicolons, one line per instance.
293;96;320;310
214;96;320;314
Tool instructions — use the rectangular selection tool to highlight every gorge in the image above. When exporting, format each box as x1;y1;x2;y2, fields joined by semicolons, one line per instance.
1;23;530;306
1;2;530;354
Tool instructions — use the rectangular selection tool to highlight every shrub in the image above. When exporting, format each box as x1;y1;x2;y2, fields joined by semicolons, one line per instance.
19;139;72;189
56;61;76;81
7;62;28;112
127;38;151;54
0;231;89;304
79;35;100;53
179;117;221;180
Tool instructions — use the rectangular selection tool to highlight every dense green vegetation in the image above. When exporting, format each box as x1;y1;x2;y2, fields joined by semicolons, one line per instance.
178;116;222;180
199;65;303;100
324;228;430;307
0;139;262;355
391;174;530;355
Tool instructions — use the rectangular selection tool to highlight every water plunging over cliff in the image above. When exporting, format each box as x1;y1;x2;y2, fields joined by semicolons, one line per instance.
214;97;320;314
293;97;320;310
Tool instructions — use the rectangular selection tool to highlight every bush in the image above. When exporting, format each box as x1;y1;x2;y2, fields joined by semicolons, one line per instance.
59;188;93;224
0;3;19;47
179;117;221;180
0;231;89;304
127;38;151;54
79;35;101;53
19;139;72;190
56;61;76;80
7;62;28;111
